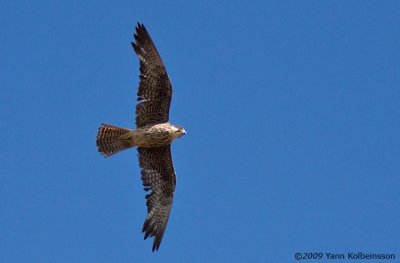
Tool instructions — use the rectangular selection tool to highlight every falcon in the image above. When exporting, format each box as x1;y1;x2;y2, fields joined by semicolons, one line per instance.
96;23;186;252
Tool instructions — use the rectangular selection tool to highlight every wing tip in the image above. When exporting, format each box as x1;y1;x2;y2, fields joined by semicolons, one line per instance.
134;22;148;38
142;215;164;252
152;239;161;252
133;22;149;55
136;22;145;29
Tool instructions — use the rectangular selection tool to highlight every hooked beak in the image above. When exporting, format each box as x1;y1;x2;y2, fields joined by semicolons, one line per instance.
182;129;186;135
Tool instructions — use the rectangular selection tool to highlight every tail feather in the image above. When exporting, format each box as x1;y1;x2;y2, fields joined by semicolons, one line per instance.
96;124;133;157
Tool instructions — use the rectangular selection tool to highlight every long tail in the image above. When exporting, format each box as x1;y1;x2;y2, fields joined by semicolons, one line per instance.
96;124;134;157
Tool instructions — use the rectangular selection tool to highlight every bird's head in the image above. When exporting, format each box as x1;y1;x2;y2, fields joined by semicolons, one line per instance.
171;125;186;139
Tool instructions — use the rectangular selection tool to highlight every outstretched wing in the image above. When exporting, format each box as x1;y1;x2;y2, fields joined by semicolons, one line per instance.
132;23;173;128
137;145;176;252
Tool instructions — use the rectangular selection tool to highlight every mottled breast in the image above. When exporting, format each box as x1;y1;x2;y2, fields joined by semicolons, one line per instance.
135;123;174;147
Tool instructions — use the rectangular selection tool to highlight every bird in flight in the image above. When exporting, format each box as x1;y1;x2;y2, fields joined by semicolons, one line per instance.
96;23;186;252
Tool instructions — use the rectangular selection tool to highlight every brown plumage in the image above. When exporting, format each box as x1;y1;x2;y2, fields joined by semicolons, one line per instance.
97;124;133;157
96;23;186;252
133;23;172;128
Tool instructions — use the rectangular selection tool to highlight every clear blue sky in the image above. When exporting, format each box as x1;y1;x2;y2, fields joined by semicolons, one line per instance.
1;0;399;262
